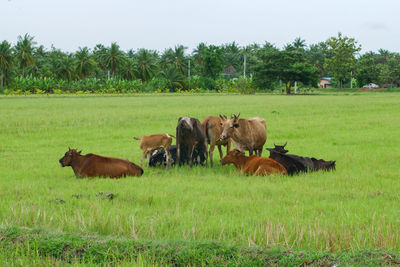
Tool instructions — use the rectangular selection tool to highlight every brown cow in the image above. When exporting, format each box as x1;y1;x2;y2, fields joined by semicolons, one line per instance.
59;148;143;178
133;133;174;169
220;113;266;156
201;115;231;167
221;149;287;176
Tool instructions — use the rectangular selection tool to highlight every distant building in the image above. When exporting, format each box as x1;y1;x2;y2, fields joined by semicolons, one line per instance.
318;77;333;88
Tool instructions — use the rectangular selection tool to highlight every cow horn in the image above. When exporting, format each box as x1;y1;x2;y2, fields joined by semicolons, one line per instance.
230;113;234;119
274;142;276;146
283;141;288;147
78;150;82;154
237;112;240;118
219;114;226;120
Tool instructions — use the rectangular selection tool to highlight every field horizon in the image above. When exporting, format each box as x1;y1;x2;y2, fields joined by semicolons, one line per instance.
1;92;399;265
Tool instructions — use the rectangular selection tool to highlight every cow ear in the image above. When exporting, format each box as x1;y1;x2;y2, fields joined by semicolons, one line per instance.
78;150;82;154
178;117;182;122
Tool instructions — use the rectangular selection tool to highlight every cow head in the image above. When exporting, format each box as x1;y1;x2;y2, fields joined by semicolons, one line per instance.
266;142;288;154
220;113;240;141
178;117;194;132
59;148;81;167
221;149;245;165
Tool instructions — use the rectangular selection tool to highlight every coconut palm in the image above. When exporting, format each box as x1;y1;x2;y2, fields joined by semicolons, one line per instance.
121;58;137;80
14;33;37;77
75;47;97;79
135;49;158;82
0;40;13;88
161;66;185;90
56;54;75;83
101;42;126;79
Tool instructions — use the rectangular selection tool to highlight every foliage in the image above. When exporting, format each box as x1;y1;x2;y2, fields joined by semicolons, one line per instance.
200;45;224;80
324;32;361;88
1;227;399;266
254;49;319;94
0;40;13;88
14;33;37;78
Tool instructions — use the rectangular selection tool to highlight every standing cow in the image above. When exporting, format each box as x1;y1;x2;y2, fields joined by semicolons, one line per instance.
176;117;208;167
201;115;231;167
220;113;266;156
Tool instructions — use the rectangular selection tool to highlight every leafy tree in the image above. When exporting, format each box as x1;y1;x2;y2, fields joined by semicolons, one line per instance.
135;49;158;82
254;50;319;94
305;42;331;76
200;45;224;80
378;53;400;88
324;32;361;88
14;33;37;77
355;52;381;86
75;47;97;79
192;42;207;74
0;40;13;88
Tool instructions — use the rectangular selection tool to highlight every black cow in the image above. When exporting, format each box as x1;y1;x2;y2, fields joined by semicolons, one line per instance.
266;142;336;175
176;117;208;167
149;145;205;167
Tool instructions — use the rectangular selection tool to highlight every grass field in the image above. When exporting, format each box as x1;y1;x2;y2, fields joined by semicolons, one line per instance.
0;93;399;265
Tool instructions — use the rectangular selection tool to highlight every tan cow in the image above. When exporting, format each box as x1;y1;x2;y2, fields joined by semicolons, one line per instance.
201;115;231;167
220;113;266;156
133;133;174;169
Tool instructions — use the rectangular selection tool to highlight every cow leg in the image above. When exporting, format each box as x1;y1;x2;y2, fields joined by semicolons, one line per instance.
146;152;151;167
140;151;146;167
249;149;254;156
258;147;263;157
226;139;231;154
165;148;172;170
177;144;181;166
209;141;216;167
204;141;209;167
188;145;194;168
217;145;223;161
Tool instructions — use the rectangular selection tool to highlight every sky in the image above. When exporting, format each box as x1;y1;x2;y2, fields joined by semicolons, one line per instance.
1;0;399;54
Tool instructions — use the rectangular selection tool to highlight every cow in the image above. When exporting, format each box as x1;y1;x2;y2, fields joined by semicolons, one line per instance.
148;145;205;167
176;117;208;167
220;113;266;156
133;133;174;169
59;148;143;178
221;149;287;176
201;115;231;167
266;142;336;175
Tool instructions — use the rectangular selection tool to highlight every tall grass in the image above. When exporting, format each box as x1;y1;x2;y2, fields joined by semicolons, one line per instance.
0;93;399;253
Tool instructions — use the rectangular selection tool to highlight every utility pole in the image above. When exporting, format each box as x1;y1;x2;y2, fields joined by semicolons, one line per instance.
243;54;246;78
294;81;297;94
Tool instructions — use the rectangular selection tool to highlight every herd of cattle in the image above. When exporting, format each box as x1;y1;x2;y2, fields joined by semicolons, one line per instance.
59;114;336;178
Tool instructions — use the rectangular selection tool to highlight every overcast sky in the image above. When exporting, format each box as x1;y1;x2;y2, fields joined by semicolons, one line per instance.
1;0;399;54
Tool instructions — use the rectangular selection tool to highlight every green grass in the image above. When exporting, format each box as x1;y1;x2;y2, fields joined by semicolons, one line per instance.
0;93;399;264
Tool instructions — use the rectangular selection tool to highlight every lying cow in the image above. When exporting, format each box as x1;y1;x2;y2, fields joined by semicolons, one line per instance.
266;142;336;175
201;115;231;167
221;149;287;176
148;145;205;167
176;117;208;167
220;113;266;156
59;148;143;178
133;133;174;169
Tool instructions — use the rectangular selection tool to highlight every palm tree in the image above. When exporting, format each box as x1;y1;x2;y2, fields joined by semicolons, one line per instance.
56;54;75;83
193;42;207;68
101;42;126;79
160;45;187;75
135;49;158;82
0;40;13;88
121;58;137;80
161;66;185;90
75;47;97;79
14;33;37;77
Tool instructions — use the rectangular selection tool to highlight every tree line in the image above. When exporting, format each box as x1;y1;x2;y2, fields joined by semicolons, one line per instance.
0;32;399;94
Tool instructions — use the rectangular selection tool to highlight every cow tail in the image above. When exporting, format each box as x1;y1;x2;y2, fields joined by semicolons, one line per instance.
133;137;141;141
